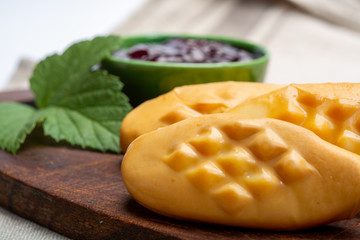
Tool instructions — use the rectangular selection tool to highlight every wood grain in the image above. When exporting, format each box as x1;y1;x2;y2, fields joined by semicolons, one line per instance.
0;90;34;103
1;91;360;239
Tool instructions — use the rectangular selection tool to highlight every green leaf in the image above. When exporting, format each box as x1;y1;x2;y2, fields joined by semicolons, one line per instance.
30;35;123;108
40;71;131;152
29;35;131;153
0;102;42;153
1;35;131;154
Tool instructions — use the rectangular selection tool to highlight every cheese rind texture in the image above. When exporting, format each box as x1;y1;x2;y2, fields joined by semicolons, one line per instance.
120;81;282;151
122;114;360;230
229;83;360;155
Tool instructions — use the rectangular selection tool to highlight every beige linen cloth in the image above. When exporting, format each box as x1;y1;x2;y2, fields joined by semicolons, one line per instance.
1;0;360;239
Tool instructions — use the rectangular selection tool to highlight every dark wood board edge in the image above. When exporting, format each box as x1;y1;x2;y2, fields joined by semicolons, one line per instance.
3;164;357;240
0;90;34;103
0;170;177;240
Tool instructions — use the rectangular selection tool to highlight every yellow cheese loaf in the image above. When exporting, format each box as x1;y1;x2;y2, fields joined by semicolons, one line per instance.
229;83;360;155
122;114;360;230
120;81;282;151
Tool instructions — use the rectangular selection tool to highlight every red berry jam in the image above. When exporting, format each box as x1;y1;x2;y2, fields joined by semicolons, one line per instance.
113;38;261;63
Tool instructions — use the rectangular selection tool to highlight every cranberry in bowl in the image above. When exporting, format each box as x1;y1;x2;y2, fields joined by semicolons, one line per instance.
102;34;269;106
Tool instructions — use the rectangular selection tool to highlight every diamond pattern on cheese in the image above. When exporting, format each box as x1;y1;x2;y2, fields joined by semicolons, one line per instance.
190;102;228;114
162;143;198;171
229;84;360;155
337;130;360;155
185;161;226;192
243;168;282;195
276;99;307;125
160;105;200;125
246;129;288;161
220;121;262;141
122;114;360;230
120;82;283;151
296;90;325;108
275;150;318;182
211;182;253;214
325;101;357;122
189;127;225;156
215;148;256;177
160;122;310;214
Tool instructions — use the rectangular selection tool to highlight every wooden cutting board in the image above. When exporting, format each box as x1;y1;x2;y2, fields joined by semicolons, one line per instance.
1;91;360;240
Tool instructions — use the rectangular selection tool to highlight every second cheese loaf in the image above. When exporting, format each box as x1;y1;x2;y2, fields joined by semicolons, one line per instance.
120;81;282;151
229;83;360;155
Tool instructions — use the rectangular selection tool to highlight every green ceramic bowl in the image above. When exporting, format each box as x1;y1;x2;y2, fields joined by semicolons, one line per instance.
102;34;269;106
